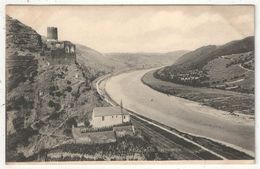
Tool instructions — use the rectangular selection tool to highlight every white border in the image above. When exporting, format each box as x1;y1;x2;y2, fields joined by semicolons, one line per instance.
0;0;259;169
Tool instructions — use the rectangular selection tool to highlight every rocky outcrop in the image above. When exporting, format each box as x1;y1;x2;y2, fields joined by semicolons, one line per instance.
6;15;109;162
6;15;42;52
6;16;42;92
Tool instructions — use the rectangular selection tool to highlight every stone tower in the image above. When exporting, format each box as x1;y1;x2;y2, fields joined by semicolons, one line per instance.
47;27;58;41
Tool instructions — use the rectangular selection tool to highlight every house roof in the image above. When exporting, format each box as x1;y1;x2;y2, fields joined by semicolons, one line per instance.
93;106;129;117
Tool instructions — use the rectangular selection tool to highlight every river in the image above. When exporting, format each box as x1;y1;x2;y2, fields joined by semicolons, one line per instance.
105;68;254;155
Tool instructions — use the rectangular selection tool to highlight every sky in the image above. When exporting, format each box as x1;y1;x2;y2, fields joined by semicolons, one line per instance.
6;5;254;53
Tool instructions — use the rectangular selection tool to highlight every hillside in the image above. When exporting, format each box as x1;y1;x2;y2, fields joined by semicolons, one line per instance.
175;36;254;69
175;45;217;68
6;16;188;162
156;36;255;94
105;51;188;69
76;44;188;75
76;44;114;76
6;16;42;92
142;36;255;115
6;16;109;161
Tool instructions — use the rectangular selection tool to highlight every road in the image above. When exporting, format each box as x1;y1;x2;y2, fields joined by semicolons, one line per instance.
239;63;253;72
104;68;255;156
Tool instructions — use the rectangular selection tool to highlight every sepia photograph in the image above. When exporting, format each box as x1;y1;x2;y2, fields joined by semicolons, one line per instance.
5;4;255;163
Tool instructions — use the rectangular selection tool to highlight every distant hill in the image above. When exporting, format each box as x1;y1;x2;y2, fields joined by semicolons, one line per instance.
175;36;254;69
155;36;255;94
175;45;217;68
75;44;114;81
76;42;188;74
104;50;188;70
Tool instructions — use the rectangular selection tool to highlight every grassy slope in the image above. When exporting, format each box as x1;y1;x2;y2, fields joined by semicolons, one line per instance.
150;37;254;114
156;37;254;92
175;36;254;69
203;51;254;93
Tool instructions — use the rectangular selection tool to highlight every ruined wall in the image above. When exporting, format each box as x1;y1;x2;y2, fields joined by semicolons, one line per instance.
113;125;135;137
72;127;116;144
43;41;76;65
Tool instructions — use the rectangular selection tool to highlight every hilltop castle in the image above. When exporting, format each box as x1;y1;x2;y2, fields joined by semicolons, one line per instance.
42;27;76;64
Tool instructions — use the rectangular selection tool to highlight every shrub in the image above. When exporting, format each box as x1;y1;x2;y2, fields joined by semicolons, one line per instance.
12;96;34;110
54;103;61;111
84;120;90;127
48;100;56;107
55;91;63;97
12;115;24;130
64;128;72;137
65;117;77;128
50;86;58;91
66;86;72;92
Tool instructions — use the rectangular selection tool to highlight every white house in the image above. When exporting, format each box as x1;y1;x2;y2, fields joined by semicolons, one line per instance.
91;106;130;128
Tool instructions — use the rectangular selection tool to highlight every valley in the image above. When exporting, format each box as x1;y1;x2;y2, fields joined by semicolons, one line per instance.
5;12;255;162
6;15;188;162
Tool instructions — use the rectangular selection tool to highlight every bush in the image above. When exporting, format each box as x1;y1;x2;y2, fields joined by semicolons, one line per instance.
12;115;24;130
49;86;58;92
66;86;72;92
55;91;63;97
84;120;90;127
64;128;72;137
65;117;77;128
54;103;61;111
48;111;61;120
48;100;56;107
12;96;34;110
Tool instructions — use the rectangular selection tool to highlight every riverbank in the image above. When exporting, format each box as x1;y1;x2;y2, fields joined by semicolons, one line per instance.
97;69;254;160
104;68;254;154
142;70;254;117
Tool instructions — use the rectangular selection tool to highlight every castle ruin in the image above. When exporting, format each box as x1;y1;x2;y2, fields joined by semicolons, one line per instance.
42;27;76;65
47;27;58;41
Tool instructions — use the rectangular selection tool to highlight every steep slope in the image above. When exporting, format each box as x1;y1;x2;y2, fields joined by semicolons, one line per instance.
6;16;42;91
175;45;217;67
6;16;108;161
142;36;255;115
76;44;113;74
175;36;254;69
156;36;255;93
7;16;178;162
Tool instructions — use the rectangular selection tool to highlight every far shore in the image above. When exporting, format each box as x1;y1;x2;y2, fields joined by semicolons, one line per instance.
141;69;254;118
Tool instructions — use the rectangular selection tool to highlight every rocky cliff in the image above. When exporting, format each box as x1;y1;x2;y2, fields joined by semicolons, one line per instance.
6;16;108;162
6;16;42;92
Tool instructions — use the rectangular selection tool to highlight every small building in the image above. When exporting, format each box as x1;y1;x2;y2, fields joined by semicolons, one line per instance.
91;106;130;128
